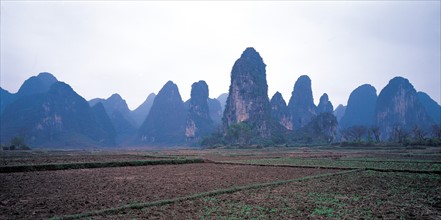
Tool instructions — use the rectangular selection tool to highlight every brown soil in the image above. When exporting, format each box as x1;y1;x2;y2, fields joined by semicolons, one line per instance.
107;170;441;219
0;163;336;219
0;152;169;166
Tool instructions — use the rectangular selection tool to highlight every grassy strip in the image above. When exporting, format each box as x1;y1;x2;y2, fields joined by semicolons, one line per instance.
0;158;204;173
50;169;362;220
217;160;441;174
215;161;357;170
337;158;441;164
366;168;441;174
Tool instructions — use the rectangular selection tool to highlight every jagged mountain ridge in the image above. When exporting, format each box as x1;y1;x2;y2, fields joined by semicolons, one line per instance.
89;94;137;134
1;82;115;147
375;77;434;139
1;50;440;147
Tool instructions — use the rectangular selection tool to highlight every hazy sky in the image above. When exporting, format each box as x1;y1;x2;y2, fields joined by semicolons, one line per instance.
1;1;440;110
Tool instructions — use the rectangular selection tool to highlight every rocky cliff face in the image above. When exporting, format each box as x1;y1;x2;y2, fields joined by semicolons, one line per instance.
185;81;214;140
287;75;317;130
270;92;292;130
222;47;272;138
138;81;186;145
417;92;441;125
131;93;156;127
333;104;346;122
0;82;115;147
208;98;222;125
317;93;334;114
375;77;433;139
339;84;377;128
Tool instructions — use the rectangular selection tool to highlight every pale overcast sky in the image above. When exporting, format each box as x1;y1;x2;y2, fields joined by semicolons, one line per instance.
1;1;440;110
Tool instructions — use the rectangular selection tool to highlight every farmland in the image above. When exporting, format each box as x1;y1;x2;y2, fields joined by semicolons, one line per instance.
1;145;440;219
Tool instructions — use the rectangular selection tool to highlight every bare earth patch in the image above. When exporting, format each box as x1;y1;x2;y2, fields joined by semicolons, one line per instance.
103;171;441;219
0;151;169;166
0;163;335;219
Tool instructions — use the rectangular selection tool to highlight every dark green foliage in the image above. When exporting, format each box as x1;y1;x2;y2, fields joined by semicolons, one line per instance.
203;113;337;147
225;122;253;146
286;113;338;145
2;137;31;150
305;112;337;142
342;125;368;142
201;129;225;147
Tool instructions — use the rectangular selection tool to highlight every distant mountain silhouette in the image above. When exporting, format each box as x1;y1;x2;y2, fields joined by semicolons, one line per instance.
333;104;346;122
270;92;292;130
131;93;156;127
17;72;58;97
91;103;117;146
287;75;317;130
317;93;334;114
208;98;222;125
1;72;59;114
0;88;15;113
138;81;186;145
217;93;228;112
417;92;441;125
89;94;137;144
339;84;377;129
375;77;433;139
1;82;115;147
2;54;440;148
185;81;214;142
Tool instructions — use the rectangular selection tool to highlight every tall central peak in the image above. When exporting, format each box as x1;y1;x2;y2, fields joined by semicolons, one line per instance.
223;47;272;138
287;75;317;130
240;47;264;62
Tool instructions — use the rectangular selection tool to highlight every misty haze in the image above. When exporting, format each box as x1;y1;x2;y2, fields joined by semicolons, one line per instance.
1;1;440;219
